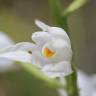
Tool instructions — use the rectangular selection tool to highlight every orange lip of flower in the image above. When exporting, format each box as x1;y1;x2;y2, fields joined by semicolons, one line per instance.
42;47;55;58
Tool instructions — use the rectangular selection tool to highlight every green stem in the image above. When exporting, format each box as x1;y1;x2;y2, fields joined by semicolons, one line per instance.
61;18;79;96
60;18;79;96
19;62;64;89
48;0;79;96
66;66;79;96
48;0;67;30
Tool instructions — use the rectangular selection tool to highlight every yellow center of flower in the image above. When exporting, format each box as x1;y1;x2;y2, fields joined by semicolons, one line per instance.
42;47;55;58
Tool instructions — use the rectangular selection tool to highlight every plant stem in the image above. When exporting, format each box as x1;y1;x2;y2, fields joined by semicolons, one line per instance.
48;0;79;96
19;62;63;89
66;65;79;96
60;17;79;96
48;0;67;30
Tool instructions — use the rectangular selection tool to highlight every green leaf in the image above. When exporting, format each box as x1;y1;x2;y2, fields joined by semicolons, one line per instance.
63;0;88;17
17;62;64;89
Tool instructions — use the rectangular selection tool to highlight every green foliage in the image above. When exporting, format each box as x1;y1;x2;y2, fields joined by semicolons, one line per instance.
63;0;88;17
19;62;64;89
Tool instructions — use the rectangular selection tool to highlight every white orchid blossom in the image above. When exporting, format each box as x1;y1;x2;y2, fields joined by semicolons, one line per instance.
0;32;15;72
78;71;96;96
0;20;72;78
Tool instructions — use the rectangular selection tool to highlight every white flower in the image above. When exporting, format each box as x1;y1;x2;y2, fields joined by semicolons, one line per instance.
0;32;15;72
77;71;96;96
0;20;72;78
57;77;68;96
57;71;96;96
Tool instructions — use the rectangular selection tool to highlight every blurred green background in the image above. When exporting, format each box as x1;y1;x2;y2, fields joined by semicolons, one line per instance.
0;0;95;96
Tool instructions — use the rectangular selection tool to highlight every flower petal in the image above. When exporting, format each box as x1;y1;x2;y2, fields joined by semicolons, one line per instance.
43;39;72;62
78;71;95;96
0;58;14;72
48;27;71;44
0;32;14;49
31;51;51;68
35;20;50;31
35;20;70;44
0;51;32;63
0;42;36;54
32;32;51;45
52;40;72;61
42;61;72;78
